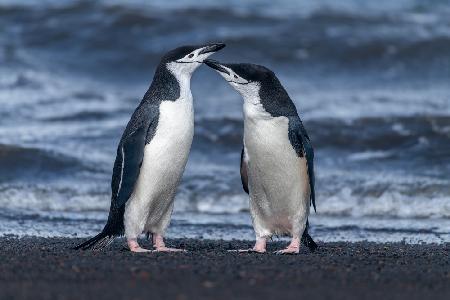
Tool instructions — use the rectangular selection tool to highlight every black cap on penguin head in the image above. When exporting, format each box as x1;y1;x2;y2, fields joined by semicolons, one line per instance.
205;59;276;86
226;63;275;84
161;43;226;63
162;45;197;62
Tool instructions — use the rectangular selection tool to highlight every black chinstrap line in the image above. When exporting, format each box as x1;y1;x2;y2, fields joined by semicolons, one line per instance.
228;80;252;85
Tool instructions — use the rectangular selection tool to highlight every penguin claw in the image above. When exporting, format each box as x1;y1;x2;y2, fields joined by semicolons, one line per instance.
129;247;153;253
127;239;153;253
228;248;266;254
274;248;299;255
154;247;187;252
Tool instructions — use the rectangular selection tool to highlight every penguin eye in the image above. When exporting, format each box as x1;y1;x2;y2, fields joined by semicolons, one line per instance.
188;53;194;58
234;75;238;79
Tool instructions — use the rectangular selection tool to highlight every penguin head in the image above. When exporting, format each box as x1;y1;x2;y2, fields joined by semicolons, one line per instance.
204;60;274;99
206;60;298;117
163;43;225;76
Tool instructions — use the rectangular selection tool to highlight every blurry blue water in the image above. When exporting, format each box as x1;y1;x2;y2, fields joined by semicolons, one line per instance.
0;0;449;243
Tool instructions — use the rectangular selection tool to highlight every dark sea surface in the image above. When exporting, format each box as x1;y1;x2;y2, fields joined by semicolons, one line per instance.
0;0;449;243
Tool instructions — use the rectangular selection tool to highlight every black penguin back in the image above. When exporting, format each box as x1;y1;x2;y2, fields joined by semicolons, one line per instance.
258;74;298;118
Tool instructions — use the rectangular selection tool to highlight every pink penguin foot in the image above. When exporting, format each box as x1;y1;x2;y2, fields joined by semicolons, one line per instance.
154;246;186;252
274;237;300;255
230;238;266;253
236;247;266;254
131;247;153;253
127;239;152;253
152;234;187;252
274;246;300;255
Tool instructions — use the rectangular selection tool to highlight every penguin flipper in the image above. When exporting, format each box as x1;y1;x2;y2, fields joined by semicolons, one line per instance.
112;125;148;208
301;131;316;213
75;109;156;251
240;147;249;194
290;118;316;213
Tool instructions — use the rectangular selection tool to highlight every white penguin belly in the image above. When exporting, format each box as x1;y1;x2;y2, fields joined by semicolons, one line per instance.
124;96;194;238
244;115;310;238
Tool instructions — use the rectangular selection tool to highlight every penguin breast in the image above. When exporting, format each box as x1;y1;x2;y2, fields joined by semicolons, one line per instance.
244;115;310;229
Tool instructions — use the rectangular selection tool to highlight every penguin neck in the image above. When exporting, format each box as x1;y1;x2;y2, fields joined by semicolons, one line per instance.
241;80;299;119
166;62;195;100
144;62;193;103
237;82;261;105
238;83;271;120
243;96;272;121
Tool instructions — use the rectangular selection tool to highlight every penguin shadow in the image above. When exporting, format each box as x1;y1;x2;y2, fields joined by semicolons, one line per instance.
73;237;321;255
220;239;321;255
223;238;321;255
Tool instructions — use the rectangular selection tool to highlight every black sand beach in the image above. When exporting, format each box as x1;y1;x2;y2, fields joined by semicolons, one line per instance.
0;237;448;300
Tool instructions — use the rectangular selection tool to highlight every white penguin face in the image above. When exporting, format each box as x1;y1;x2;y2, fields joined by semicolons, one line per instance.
176;47;211;64
232;81;261;103
225;71;260;101
170;44;226;76
169;51;202;76
217;65;250;85
205;60;260;101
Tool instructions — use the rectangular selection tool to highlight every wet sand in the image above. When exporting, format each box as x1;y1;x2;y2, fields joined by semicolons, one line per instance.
0;237;448;300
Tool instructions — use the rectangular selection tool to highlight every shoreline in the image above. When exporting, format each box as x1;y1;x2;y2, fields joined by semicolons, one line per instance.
1;237;449;300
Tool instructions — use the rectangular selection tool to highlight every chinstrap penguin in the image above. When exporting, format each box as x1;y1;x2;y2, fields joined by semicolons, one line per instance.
75;43;225;252
205;59;317;254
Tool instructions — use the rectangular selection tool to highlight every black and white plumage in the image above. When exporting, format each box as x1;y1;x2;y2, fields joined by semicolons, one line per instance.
75;43;225;251
205;60;317;253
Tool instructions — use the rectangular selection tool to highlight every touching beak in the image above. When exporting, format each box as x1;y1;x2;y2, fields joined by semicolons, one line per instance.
199;43;226;55
204;59;230;75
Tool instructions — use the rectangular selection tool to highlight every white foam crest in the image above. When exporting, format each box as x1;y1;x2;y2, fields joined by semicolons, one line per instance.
2;180;449;219
288;84;450;121
320;188;450;219
0;185;109;213
348;150;392;161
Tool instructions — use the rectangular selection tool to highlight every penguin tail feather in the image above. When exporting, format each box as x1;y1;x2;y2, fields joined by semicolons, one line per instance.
73;231;115;251
301;232;318;252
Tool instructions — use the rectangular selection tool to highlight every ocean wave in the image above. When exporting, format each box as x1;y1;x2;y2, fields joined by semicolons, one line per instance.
194;115;450;159
0;0;449;239
45;111;112;122
347;150;392;161
1;1;449;76
1;170;449;220
320;187;450;219
0;184;109;212
0;144;94;181
1;188;449;220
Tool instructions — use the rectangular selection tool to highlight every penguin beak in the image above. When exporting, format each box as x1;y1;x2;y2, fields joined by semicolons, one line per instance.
199;43;226;55
204;59;230;75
